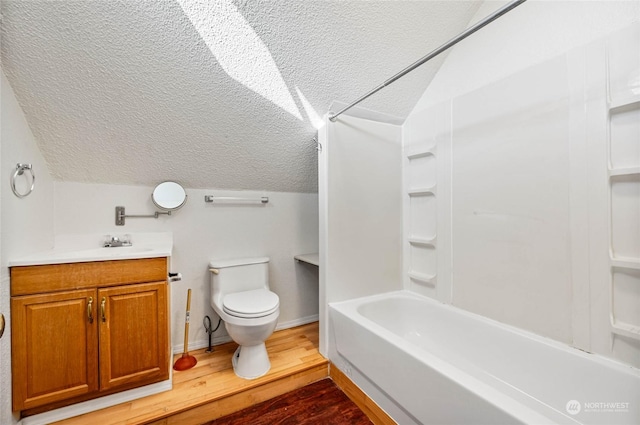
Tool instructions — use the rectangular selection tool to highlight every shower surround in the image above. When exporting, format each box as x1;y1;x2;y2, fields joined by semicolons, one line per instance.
320;23;640;425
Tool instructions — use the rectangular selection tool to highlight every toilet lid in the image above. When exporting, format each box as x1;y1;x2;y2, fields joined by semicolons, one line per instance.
223;289;279;318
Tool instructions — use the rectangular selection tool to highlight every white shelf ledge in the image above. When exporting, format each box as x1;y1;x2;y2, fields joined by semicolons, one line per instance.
406;149;436;160
294;253;319;267
408;187;436;196
609;167;640;178
408;237;436;247
611;321;640;341
609;94;640;112
406;144;436;160
611;258;640;270
408;271;436;285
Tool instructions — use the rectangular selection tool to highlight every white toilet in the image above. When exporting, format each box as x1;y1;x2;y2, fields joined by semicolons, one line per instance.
209;257;280;379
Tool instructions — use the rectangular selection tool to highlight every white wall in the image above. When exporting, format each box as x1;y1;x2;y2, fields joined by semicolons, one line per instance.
319;112;403;354
412;0;640;112
405;56;576;344
324;115;403;302
0;68;318;422
450;56;574;344
1;70;56;425
53;182;319;352
404;0;640;368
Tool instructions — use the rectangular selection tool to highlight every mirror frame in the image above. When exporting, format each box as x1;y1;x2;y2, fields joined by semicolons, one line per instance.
152;181;188;211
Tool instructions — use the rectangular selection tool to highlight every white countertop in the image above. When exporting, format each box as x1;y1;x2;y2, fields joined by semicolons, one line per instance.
9;232;173;267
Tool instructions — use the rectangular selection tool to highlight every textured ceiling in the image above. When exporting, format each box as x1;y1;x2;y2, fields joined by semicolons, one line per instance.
1;0;480;193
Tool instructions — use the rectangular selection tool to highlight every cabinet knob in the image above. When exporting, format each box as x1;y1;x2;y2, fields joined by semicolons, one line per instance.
0;313;5;339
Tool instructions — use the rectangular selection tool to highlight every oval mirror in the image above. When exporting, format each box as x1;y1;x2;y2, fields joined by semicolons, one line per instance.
152;181;187;211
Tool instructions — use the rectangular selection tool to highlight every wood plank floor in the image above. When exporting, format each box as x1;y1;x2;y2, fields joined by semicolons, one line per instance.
54;322;328;425
205;378;372;425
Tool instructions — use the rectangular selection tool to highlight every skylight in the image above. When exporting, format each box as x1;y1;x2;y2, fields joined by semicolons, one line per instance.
177;0;303;120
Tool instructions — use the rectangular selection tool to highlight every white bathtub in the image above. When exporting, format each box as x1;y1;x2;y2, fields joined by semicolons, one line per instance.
330;291;640;425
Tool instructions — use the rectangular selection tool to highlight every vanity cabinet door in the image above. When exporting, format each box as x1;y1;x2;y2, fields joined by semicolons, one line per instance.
11;289;99;411
98;281;169;391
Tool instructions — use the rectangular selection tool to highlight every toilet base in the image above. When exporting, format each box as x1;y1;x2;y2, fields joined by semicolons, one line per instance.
232;344;271;379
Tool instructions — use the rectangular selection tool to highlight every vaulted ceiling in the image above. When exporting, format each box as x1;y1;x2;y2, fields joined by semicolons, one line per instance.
1;0;481;193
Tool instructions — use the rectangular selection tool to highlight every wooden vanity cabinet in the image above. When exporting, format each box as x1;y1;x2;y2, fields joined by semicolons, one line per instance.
11;289;99;410
10;258;169;413
98;281;168;391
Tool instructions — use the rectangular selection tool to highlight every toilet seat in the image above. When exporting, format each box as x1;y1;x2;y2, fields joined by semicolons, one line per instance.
223;289;279;318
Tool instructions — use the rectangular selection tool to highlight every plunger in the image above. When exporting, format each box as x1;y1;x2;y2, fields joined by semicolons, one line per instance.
173;288;197;371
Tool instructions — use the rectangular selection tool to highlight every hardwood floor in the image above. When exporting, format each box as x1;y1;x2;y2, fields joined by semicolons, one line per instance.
206;378;372;425
54;322;328;425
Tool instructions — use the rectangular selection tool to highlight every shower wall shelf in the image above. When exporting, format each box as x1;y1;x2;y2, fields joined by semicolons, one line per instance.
608;93;640;112
408;187;436;196
609;167;640;177
611;322;640;341
408;271;436;285
611;258;640;270
408;237;436;247
406;148;436;160
606;66;640;345
404;142;438;294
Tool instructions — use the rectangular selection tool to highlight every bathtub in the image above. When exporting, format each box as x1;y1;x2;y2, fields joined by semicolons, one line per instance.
330;291;640;425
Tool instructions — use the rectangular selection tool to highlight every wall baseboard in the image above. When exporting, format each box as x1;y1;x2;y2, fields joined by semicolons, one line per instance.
276;314;319;331
172;315;319;354
19;380;172;425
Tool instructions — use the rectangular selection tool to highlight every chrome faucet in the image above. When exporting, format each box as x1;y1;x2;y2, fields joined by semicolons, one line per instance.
103;235;132;248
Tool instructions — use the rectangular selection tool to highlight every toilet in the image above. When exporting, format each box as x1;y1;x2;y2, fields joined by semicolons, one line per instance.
209;257;280;379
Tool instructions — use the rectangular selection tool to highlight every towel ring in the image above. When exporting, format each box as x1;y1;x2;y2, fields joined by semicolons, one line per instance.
11;163;35;198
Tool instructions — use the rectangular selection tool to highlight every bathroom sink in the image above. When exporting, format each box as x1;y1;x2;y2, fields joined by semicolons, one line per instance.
9;246;163;266
105;246;155;253
63;246;152;256
9;233;173;266
43;246;158;262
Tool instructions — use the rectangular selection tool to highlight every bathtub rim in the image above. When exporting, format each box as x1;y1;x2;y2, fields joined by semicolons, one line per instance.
330;290;640;378
330;292;561;424
329;290;640;425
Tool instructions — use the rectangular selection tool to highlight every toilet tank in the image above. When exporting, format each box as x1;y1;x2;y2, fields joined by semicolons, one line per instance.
209;257;270;301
